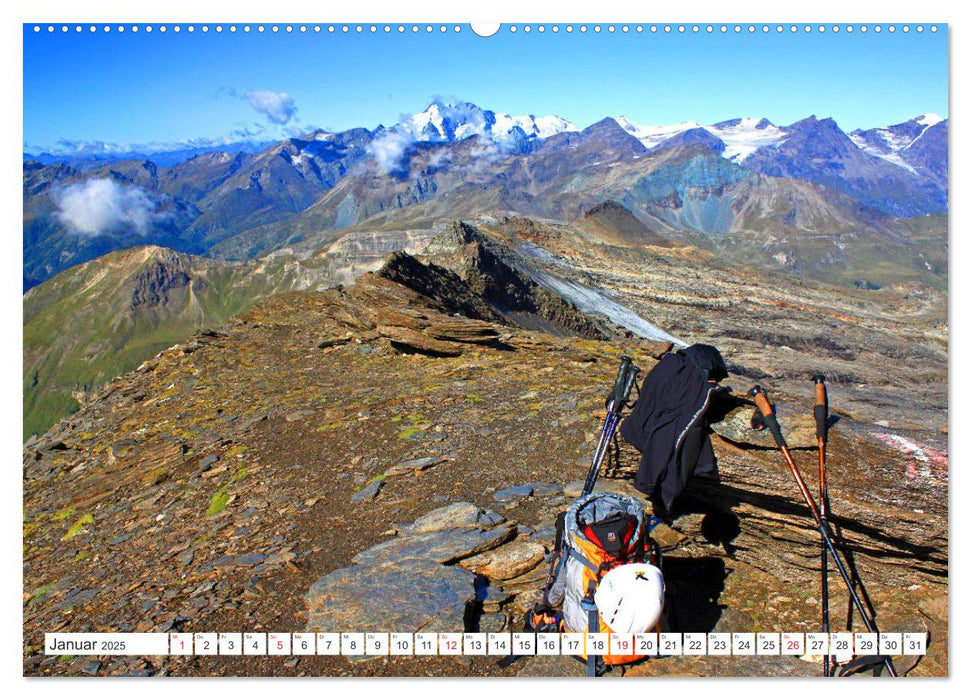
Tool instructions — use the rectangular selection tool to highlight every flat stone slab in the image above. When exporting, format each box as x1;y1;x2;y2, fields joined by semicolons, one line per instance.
317;334;353;349
379;325;464;357
285;410;315;422
563;480;585;499
518;653;586;677
352;525;516;566
478;613;508;633
525;525;557;546
529;482;564;496
306;558;476;633
494;482;564;502
459;539;547;580
651;523;686;549
396;502;505;536
493;484;535;502
384;455;449;477
235;553;267;567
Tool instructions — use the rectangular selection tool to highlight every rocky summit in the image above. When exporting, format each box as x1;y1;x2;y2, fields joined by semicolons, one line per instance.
23;243;947;677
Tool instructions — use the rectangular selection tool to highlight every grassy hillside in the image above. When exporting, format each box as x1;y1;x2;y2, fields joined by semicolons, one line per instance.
23;246;330;439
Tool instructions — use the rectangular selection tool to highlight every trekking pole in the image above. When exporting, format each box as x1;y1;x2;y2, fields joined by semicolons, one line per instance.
813;374;832;677
581;355;640;497
748;385;896;677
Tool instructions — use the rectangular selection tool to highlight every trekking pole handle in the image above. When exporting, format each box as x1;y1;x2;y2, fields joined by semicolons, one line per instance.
749;385;786;449
813;374;828;442
621;360;641;406
606;355;636;409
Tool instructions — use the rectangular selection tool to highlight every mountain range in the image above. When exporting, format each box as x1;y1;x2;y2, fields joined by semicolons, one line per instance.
24;100;947;289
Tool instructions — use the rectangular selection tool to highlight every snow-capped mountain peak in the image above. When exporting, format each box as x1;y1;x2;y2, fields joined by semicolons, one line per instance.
394;100;577;148
916;112;944;127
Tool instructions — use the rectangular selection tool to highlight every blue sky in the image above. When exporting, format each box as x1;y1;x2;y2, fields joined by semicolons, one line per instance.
23;23;948;152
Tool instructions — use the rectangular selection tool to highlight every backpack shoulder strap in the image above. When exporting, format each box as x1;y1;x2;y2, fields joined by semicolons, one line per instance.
567;546;599;574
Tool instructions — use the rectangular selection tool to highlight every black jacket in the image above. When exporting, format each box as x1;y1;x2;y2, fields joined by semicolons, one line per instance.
620;345;727;513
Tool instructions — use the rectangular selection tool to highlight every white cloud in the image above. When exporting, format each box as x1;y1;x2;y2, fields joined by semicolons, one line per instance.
367;129;416;174
245;90;298;125
466;136;506;176
427;149;453;169
53;178;165;237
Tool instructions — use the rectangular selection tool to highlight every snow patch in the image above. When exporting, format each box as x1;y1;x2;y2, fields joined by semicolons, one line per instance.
615;116;701;149
707;118;786;161
527;267;684;345
516;240;569;267
848;132;918;173
615;116;785;161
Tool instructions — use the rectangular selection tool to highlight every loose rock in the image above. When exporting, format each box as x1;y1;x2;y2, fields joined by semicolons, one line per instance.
351;480;384;504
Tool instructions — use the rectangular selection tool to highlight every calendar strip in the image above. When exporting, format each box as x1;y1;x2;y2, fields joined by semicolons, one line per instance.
42;632;928;657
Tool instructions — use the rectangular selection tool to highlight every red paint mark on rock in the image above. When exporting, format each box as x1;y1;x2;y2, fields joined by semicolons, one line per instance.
874;432;948;482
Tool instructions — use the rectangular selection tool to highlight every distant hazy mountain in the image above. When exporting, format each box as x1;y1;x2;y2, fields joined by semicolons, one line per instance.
23;139;274;169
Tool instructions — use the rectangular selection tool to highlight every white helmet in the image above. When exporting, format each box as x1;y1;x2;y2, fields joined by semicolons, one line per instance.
594;563;665;634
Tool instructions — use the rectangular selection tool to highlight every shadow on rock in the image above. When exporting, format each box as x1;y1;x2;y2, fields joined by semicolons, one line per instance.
662;555;728;633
